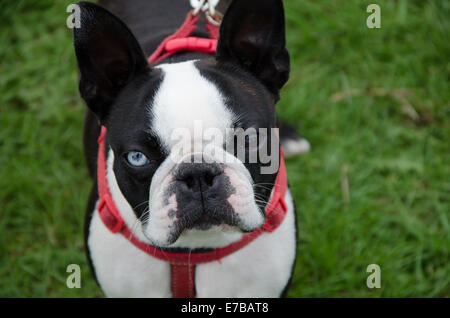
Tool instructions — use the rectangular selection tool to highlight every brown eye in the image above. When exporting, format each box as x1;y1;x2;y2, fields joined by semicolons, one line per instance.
245;134;258;149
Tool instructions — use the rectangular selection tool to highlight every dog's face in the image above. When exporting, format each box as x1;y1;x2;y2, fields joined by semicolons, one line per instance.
74;0;289;247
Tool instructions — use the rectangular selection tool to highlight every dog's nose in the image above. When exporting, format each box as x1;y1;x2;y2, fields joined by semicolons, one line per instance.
172;159;234;230
175;163;223;193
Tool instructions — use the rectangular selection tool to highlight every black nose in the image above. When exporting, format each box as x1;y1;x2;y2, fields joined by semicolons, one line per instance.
175;163;223;193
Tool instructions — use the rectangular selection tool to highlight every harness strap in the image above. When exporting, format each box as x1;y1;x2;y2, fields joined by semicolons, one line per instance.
171;263;196;298
96;10;289;298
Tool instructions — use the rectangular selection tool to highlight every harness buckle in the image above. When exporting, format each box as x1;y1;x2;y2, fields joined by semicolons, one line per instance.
98;193;124;233
263;192;288;233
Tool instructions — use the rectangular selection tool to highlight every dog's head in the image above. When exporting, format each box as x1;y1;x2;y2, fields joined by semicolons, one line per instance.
74;0;290;248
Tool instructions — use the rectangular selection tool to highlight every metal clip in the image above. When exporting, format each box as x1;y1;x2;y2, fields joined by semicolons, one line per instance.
190;0;219;16
206;10;222;26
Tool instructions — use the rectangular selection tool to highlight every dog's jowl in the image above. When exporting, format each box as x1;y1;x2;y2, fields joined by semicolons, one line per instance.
74;0;297;297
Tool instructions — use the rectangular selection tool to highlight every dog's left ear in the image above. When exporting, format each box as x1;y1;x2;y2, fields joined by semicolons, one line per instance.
216;0;290;98
73;2;149;120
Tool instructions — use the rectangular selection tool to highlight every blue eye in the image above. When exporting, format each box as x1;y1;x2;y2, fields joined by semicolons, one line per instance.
126;151;150;167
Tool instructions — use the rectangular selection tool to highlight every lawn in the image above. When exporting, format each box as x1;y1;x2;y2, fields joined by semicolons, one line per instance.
0;0;449;297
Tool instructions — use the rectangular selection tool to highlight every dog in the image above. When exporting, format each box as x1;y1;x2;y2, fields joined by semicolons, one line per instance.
73;0;300;297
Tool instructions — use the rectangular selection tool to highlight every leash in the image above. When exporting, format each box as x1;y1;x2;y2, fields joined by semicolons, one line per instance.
96;3;288;298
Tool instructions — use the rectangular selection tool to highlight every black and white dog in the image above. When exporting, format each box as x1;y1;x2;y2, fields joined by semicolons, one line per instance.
74;0;301;297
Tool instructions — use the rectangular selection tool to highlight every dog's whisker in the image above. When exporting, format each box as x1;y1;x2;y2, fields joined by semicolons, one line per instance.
132;200;149;210
253;182;283;189
128;208;150;238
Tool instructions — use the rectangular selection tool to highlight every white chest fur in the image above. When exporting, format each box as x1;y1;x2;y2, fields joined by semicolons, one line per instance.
87;189;297;298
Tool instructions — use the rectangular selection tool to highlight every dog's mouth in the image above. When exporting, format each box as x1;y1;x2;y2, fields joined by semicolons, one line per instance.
144;198;262;248
185;213;225;230
164;203;242;245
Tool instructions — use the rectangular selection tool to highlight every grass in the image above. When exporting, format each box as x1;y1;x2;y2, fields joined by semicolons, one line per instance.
0;0;449;297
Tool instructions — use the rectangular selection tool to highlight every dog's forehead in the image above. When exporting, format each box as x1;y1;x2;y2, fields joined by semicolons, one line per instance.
148;60;234;151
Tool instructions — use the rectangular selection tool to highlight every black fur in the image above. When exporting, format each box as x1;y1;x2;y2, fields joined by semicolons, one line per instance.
74;2;150;120
217;0;290;99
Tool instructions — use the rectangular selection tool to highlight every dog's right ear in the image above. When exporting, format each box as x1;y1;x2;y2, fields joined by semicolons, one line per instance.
73;2;148;120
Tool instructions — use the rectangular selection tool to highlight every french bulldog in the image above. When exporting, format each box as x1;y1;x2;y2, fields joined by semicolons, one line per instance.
74;0;299;297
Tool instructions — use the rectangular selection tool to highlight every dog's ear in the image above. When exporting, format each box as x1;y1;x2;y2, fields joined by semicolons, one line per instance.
216;0;290;98
73;2;148;120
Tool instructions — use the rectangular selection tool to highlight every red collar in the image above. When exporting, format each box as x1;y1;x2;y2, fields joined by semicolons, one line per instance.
95;10;288;298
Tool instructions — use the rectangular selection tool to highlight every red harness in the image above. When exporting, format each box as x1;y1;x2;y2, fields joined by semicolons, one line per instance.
96;10;288;298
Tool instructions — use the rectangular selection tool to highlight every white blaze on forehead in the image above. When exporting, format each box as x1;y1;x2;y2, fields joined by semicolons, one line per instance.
149;61;234;152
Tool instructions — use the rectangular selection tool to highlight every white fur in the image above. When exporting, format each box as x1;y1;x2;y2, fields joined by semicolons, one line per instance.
88;201;172;297
150;61;233;151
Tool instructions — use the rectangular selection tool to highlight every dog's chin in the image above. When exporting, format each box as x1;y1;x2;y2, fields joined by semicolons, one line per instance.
142;214;264;249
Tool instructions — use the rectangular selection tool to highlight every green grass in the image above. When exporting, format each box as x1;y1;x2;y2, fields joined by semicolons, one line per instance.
0;0;449;297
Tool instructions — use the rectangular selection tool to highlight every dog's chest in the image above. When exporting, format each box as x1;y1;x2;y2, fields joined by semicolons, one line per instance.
87;190;296;297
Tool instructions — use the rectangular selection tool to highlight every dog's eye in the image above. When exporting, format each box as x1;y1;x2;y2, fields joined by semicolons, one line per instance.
126;151;150;167
245;131;266;152
244;134;258;149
